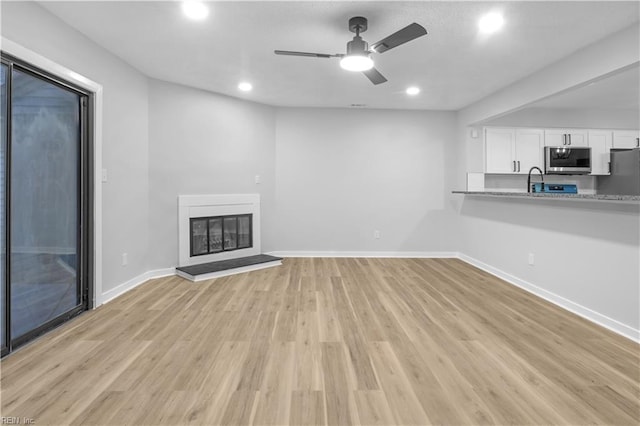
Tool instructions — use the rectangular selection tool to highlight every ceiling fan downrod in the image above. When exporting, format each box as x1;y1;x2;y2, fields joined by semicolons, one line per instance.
346;16;369;55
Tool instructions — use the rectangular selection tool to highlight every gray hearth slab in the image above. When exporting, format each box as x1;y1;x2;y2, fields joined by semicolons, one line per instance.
176;254;282;277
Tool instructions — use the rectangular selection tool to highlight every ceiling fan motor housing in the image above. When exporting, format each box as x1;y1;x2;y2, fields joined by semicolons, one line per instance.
348;16;368;33
346;36;369;55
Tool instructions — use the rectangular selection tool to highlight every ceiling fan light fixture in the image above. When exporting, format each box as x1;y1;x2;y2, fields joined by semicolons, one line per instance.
340;54;374;72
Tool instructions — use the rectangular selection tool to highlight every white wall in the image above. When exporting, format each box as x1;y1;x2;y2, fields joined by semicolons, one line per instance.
1;2;150;295
274;108;458;254
147;79;277;269
147;94;459;263
458;197;639;335
455;22;640;337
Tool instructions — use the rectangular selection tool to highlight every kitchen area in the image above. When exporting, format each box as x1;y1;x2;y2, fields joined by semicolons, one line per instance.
453;62;639;342
456;65;640;202
455;128;640;202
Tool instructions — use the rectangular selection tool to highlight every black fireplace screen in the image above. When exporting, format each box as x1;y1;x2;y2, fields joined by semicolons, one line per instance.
190;214;252;257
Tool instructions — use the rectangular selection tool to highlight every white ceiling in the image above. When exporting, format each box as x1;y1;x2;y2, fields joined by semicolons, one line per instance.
525;65;640;110
38;1;640;110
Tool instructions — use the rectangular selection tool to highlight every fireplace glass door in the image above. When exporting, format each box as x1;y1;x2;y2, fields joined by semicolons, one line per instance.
238;215;251;248
223;217;237;250
190;214;252;257
191;219;208;256
208;218;222;253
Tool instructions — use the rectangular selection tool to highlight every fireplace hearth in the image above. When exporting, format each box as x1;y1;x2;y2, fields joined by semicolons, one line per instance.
177;194;280;281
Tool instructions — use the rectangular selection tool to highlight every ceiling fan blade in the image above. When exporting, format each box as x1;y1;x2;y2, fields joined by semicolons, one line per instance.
274;50;341;59
370;23;427;54
362;67;388;85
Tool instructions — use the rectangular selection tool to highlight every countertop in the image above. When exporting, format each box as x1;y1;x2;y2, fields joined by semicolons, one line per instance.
452;191;640;203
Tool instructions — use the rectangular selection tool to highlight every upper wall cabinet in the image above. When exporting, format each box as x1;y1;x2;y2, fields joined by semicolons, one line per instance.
587;130;612;176
483;126;638;176
484;127;543;174
612;130;640;148
544;129;588;147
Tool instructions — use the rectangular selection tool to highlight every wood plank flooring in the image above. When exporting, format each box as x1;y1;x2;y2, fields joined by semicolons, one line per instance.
1;257;638;425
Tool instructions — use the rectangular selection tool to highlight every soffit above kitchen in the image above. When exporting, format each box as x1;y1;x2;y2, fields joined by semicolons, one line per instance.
527;65;640;111
37;1;640;110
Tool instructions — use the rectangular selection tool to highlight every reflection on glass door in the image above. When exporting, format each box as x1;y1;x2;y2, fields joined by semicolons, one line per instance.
1;54;90;354
10;68;83;340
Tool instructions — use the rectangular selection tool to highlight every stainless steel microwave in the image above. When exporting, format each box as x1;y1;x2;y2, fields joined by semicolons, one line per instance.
544;146;591;174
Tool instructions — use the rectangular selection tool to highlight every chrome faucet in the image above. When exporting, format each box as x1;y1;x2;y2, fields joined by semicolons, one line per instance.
527;166;544;193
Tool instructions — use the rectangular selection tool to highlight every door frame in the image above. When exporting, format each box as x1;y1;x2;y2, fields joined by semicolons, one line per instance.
1;38;104;338
2;55;94;351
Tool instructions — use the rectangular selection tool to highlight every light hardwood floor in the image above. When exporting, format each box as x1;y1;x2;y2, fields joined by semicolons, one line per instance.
1;258;638;425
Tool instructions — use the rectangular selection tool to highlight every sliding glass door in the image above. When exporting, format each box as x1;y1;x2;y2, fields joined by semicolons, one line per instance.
1;54;91;355
1;63;7;355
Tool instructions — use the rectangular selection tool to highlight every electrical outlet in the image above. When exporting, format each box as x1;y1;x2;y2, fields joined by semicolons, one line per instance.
122;253;128;266
528;253;535;266
254;175;261;184
374;230;381;239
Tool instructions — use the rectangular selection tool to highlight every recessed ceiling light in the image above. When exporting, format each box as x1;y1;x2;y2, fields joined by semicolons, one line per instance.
478;12;504;34
182;1;209;21
238;82;253;92
406;86;420;96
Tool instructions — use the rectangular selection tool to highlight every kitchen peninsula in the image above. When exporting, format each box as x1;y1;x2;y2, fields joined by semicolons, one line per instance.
453;190;640;202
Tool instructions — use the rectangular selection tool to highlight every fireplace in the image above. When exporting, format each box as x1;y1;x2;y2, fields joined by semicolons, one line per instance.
178;194;261;267
190;214;253;256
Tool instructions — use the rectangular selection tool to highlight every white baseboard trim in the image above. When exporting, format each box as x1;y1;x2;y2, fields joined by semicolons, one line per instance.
457;253;640;343
267;251;459;258
99;267;175;306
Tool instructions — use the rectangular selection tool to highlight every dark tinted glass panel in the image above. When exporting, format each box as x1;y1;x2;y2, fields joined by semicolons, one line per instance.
223;217;237;250
10;68;80;338
209;218;222;253
0;63;7;348
191;218;208;256
549;148;590;167
238;215;251;248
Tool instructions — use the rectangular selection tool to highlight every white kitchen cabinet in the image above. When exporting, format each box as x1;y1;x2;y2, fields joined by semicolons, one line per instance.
588;130;612;175
515;128;545;174
612;130;640;148
544;129;588;147
485;128;514;173
484;127;543;174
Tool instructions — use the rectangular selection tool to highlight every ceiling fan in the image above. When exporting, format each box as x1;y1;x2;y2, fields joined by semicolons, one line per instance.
274;17;427;85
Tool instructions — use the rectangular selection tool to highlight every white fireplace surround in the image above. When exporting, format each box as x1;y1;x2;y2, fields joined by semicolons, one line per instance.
178;194;261;267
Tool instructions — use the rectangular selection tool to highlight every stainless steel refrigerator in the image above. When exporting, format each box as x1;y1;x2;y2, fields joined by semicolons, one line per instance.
597;148;640;195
